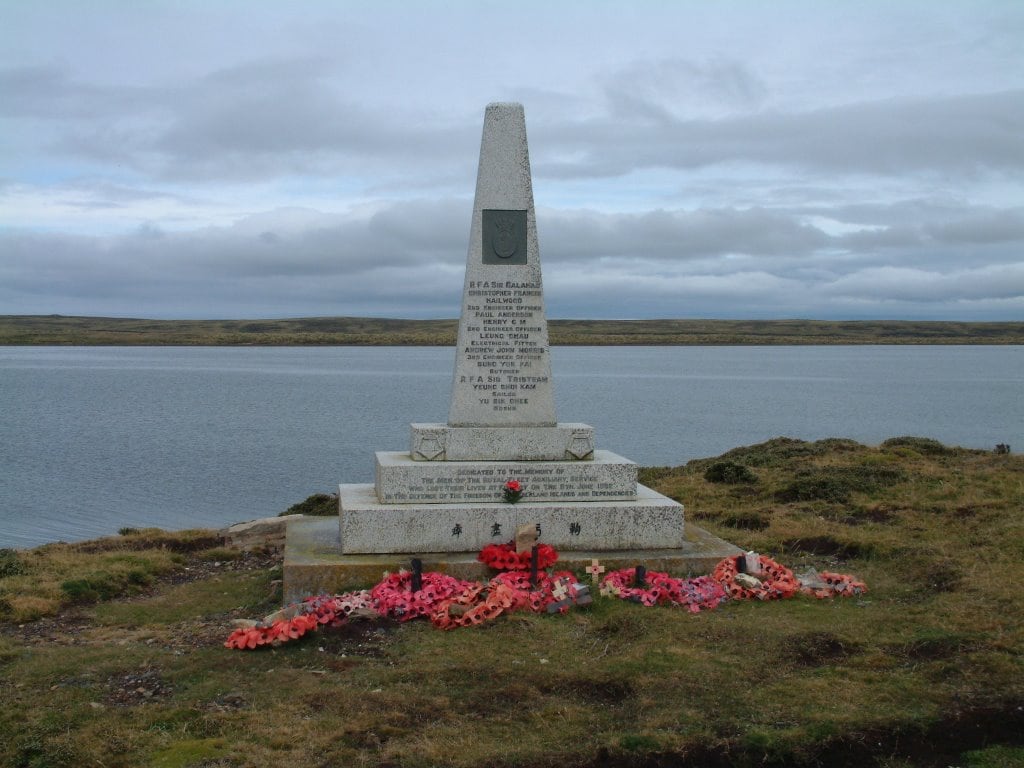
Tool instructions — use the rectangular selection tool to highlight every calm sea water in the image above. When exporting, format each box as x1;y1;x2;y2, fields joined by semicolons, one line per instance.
1;345;1021;548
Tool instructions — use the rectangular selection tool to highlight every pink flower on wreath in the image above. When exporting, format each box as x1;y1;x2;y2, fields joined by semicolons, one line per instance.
504;480;521;492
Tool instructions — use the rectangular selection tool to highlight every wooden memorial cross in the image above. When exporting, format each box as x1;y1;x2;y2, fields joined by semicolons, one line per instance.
634;565;647;587
585;559;605;584
530;544;539;588
410;558;423;592
515;522;538;553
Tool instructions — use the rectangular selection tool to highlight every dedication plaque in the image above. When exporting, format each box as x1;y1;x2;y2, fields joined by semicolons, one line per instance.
482;209;528;265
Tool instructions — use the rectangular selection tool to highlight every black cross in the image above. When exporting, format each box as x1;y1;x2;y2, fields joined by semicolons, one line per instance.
410;558;423;592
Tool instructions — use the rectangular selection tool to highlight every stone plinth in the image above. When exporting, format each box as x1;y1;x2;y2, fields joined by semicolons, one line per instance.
339;482;683;554
375;450;636;504
410;423;594;461
284;516;741;604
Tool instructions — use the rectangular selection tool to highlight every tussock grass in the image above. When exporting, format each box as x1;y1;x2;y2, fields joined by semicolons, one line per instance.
1;437;1022;766
279;492;338;517
0;529;216;622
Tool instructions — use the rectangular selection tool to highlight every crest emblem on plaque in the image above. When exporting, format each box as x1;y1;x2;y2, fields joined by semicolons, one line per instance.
412;430;447;461
482;209;528;265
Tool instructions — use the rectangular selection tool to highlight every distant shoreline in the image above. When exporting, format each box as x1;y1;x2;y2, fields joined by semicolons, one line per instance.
2;315;1023;346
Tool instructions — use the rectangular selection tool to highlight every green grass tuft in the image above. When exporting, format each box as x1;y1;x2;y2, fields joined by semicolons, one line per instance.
280;493;338;517
703;461;758;484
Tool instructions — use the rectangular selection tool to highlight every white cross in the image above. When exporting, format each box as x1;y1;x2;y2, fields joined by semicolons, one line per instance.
551;578;570;601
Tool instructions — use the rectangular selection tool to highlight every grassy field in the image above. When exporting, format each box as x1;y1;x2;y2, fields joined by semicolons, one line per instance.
3;314;1024;345
1;437;1022;766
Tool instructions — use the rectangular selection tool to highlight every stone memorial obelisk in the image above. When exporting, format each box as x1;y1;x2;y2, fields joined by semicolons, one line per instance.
283;103;739;600
448;103;555;428
409;103;593;462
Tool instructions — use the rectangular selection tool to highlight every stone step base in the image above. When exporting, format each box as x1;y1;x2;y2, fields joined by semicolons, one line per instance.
375;449;636;504
283;516;741;604
411;422;595;461
340;481;682;554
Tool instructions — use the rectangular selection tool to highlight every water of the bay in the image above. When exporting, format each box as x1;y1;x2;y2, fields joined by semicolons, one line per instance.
1;345;1021;548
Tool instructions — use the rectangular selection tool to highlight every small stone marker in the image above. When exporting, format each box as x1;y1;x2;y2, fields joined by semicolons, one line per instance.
515;522;538;553
744;551;761;575
734;573;762;589
571;583;593;607
796;567;828;591
585;559;605;584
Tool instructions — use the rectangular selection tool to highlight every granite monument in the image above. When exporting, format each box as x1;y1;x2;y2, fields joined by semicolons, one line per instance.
283;103;738;600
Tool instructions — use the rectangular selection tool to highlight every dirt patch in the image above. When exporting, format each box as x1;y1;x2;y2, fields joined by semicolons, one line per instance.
782;536;868;559
787;631;860;666
537;674;636;704
106;666;173;706
903;557;962;593
815;700;1024;768
163;548;279;586
2;613;95;645
835;504;898;525
888;632;978;661
585;700;1024;767
718;510;770;530
306;618;399;659
73;533;223;554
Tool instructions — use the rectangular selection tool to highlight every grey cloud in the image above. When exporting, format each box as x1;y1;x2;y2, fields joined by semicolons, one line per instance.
832;204;1024;252
49;179;199;211
10;56;1021;187
0;198;468;290
5;187;1023;320
0;223;464;319
2;58;473;182
925;207;1024;245
603;57;769;122
533;89;1024;178
824;264;1024;303
0;64;147;119
542;207;830;261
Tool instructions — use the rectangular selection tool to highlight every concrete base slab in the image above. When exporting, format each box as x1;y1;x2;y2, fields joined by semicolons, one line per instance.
284;516;743;604
375;449;636;504
341;481;682;553
411;422;595;461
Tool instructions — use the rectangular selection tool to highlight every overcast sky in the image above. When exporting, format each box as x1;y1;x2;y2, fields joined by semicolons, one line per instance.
1;1;1022;320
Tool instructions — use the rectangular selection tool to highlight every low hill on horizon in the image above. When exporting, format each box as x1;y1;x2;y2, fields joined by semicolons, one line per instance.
2;314;1023;345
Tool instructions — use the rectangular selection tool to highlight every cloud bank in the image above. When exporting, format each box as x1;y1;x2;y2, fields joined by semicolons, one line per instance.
1;2;1022;319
